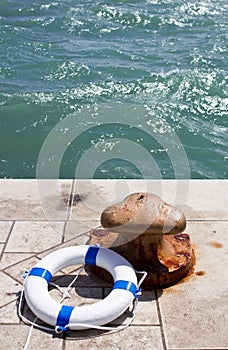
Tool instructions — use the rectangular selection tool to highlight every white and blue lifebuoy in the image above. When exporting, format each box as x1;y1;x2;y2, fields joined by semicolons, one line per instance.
24;245;141;332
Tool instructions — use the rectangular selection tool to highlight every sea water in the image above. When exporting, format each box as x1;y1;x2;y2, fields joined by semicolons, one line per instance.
0;0;227;179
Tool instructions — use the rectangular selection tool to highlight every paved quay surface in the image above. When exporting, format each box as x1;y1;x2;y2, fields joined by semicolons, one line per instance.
0;179;227;350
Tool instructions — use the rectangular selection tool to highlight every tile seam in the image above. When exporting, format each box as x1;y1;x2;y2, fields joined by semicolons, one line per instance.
67;179;76;221
2;269;24;286
0;322;22;325
0;221;15;262
168;348;228;350
0;218;227;222
187;219;228;222
102;324;162;327
1;254;39;272
34;230;94;257
61;180;76;244
155;289;167;350
61;221;67;245
0;297;19;311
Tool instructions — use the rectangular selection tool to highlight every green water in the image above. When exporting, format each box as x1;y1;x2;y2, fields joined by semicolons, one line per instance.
0;0;227;179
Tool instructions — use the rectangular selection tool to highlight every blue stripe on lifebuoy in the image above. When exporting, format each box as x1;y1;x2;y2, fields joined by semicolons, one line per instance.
113;280;141;297
28;267;52;283
85;245;100;266
56;305;74;331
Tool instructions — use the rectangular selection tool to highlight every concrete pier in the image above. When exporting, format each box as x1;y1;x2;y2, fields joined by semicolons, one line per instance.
0;179;227;349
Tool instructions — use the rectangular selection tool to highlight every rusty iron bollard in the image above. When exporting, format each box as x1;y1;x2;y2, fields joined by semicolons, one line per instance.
89;192;194;289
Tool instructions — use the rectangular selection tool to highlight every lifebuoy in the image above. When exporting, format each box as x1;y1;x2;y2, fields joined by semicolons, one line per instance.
24;245;140;332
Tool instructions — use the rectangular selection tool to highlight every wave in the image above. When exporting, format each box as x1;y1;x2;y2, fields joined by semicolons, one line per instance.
1;0;226;39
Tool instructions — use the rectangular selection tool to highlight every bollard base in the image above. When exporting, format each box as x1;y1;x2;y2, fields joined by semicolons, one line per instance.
89;228;194;289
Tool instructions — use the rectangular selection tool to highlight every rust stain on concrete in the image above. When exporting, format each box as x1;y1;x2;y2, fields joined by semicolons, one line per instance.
209;241;223;249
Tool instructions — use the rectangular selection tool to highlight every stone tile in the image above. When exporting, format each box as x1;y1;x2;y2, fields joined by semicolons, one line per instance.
0;252;35;271
0;179;72;220
159;221;228;349
65;326;163;349
64;220;100;242
5;221;64;253
37;237;81;259
36;179;73;221
104;290;159;326
69;180;103;221
26;327;63;349
0;221;13;242
0;300;19;324
0;325;63;350
4;256;40;283
0;325;29;348
69;180;130;221
185;180;228;220
0;272;20;307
